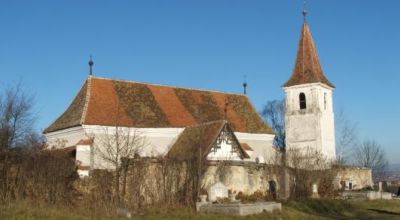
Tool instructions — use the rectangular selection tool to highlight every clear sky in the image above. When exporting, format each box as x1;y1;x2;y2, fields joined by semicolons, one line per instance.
0;1;399;163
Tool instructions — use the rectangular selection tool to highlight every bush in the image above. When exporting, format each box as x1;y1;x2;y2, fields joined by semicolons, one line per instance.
235;191;268;203
0;150;78;205
76;169;116;212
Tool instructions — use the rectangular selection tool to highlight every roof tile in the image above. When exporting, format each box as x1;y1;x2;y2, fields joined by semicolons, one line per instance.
45;76;273;134
283;22;335;88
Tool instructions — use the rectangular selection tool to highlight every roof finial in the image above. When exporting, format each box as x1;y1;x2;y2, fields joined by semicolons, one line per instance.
224;101;229;120
88;55;94;76
302;0;307;21
242;75;247;95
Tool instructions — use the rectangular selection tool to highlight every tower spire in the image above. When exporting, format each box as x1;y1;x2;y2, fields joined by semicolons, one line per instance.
88;55;94;76
283;16;335;88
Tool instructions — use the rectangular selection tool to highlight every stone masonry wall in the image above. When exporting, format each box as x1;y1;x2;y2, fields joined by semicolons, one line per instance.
335;167;373;190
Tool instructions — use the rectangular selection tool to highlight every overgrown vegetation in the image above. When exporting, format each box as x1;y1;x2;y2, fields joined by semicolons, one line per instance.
0;150;78;204
0;83;79;205
2;199;400;220
285;148;340;199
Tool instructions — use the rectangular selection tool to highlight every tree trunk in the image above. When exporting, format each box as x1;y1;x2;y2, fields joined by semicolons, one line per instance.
115;168;120;205
121;161;130;203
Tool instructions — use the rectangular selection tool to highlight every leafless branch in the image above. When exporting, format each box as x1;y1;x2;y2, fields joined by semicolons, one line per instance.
261;99;286;150
353;139;388;178
335;108;358;164
0;82;36;150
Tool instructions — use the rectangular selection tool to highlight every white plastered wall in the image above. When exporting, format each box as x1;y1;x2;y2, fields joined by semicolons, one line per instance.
83;125;185;170
45;124;277;171
235;132;276;163
45;126;86;148
284;83;336;161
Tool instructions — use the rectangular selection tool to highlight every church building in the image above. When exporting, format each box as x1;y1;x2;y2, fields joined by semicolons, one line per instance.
44;13;372;194
44;74;276;177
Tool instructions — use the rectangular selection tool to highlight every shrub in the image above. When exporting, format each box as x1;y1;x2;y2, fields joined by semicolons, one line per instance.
0;150;78;205
235;191;267;203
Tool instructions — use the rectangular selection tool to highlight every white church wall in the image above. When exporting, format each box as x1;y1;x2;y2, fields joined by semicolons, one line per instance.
46;124;276;171
45;126;86;149
235;132;275;164
76;144;91;167
84;126;275;167
90;136;117;170
83;125;184;157
83;125;184;169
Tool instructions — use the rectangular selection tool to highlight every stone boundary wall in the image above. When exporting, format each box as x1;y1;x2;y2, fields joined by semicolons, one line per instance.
120;159;282;207
335;167;373;190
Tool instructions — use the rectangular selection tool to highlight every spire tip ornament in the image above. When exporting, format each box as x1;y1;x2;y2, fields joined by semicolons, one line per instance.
302;0;307;20
242;75;247;95
88;55;94;76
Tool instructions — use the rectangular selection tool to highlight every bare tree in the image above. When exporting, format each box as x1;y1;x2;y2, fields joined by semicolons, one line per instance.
353;139;388;178
261;99;285;150
286;147;338;199
0;83;35;150
335;108;358;165
0;82;44;202
92;126;147;204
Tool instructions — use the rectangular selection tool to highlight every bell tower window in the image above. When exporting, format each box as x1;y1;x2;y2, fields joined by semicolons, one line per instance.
299;93;307;110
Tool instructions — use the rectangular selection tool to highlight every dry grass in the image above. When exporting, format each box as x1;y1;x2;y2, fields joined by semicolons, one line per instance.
1;199;400;220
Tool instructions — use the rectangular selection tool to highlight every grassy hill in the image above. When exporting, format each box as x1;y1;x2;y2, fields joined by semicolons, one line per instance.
1;199;400;220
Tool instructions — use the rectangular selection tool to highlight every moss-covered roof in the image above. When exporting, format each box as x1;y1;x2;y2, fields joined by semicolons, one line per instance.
44;82;88;133
44;76;273;134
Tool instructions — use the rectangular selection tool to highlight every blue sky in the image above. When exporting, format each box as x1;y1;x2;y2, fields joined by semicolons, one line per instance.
0;1;399;163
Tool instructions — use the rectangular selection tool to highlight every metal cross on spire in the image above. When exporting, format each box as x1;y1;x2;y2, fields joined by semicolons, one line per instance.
88;55;94;75
242;75;247;95
302;0;308;21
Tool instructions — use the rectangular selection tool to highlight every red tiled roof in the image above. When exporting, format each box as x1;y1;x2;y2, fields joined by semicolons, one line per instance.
44;76;273;134
78;165;91;171
76;139;93;145
167;120;250;160
240;143;253;151
283;22;335;88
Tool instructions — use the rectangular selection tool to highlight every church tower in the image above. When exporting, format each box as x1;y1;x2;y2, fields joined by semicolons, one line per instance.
283;19;336;161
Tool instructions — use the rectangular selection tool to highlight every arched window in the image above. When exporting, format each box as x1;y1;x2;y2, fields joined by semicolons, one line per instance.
324;93;327;110
299;93;307;110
